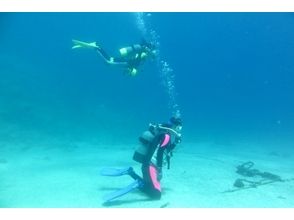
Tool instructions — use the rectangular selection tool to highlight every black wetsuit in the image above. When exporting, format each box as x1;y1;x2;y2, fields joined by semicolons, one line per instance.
132;129;178;200
95;44;147;68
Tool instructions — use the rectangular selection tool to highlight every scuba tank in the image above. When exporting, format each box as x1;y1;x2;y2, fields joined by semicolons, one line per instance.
133;123;161;164
119;44;143;58
132;123;181;164
133;129;155;163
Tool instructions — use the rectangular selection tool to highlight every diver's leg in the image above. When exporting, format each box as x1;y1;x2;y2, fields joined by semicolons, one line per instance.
95;48;111;62
128;167;143;181
100;167;143;181
96;48;128;65
141;164;161;199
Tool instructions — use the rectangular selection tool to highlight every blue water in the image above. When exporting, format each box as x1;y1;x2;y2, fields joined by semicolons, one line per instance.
0;13;294;207
1;12;293;146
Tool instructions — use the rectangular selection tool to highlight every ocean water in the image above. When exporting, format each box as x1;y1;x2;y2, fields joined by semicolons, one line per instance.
0;12;294;207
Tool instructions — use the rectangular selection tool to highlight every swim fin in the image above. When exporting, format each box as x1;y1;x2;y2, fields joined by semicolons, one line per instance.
103;179;142;203
72;39;100;49
100;167;133;176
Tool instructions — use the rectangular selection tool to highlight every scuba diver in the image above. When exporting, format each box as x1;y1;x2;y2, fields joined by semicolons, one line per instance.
72;39;157;76
100;116;183;203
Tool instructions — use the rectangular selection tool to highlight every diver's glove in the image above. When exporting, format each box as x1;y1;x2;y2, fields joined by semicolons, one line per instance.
175;135;182;144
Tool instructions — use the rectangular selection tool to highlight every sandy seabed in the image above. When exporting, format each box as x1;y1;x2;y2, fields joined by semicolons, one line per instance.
0;137;294;208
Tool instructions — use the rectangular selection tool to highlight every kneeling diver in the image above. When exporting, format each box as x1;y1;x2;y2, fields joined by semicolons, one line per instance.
100;116;183;203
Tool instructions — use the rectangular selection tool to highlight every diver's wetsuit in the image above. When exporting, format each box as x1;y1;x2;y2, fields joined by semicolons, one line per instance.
132;129;177;200
95;44;146;67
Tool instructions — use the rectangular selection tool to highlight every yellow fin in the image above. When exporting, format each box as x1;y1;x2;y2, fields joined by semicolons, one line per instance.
72;39;99;49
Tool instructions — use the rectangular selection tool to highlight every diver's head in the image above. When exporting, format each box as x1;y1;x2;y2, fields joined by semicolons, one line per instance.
169;116;183;133
145;42;156;51
141;40;157;57
141;38;152;48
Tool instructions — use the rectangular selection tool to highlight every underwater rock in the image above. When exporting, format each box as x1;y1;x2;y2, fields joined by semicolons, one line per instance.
233;179;245;188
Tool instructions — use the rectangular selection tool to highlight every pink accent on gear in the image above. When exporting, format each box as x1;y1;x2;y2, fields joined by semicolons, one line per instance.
149;166;161;191
160;134;170;147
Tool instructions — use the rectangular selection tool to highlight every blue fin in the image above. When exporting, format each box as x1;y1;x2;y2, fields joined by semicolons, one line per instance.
103;180;141;203
100;167;132;176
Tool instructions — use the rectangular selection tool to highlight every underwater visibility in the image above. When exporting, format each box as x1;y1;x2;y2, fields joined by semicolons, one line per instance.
0;12;294;208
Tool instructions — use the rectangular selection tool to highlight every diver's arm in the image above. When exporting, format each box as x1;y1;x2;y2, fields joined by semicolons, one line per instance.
155;145;165;181
156;147;164;168
155;133;168;168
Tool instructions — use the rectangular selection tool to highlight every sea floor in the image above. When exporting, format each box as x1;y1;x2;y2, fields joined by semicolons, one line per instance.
0;135;294;208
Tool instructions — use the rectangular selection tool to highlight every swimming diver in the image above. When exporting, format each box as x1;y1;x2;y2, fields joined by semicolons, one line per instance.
72;39;157;76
